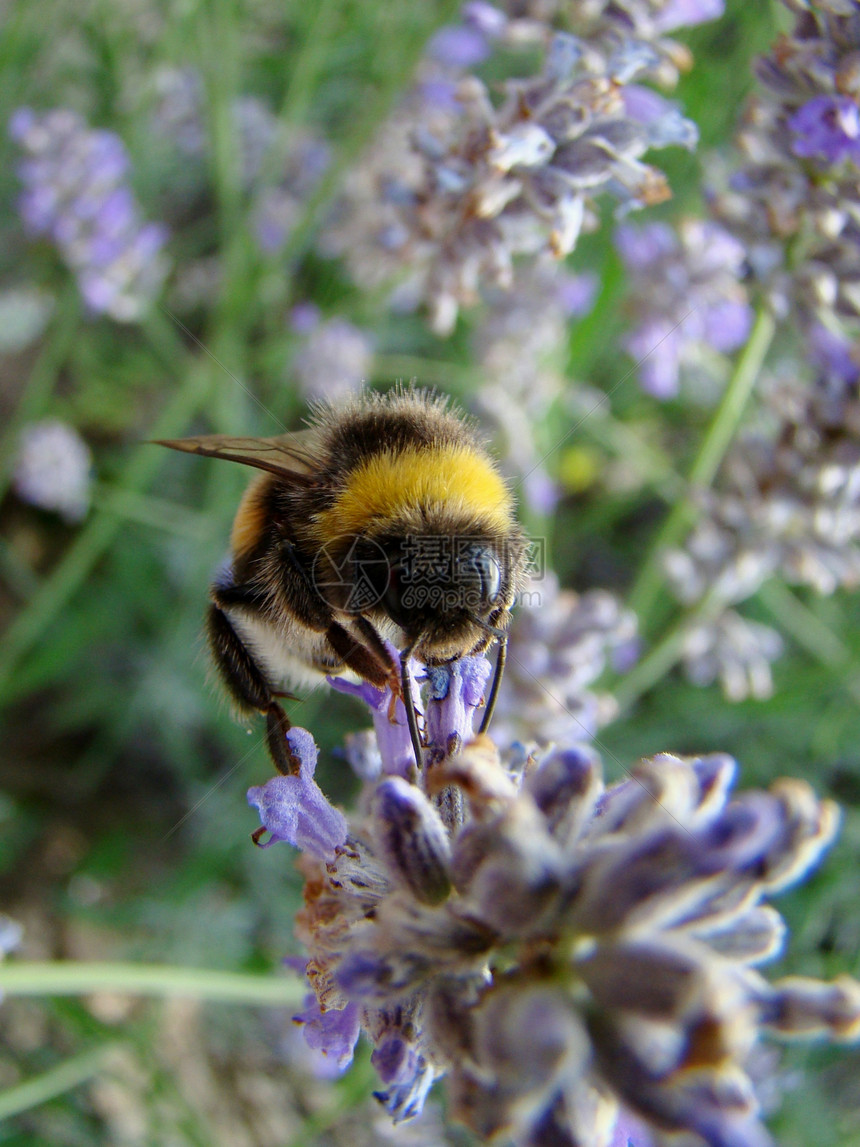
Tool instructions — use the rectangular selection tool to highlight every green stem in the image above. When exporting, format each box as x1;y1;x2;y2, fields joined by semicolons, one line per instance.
0;1044;118;1122
612;590;724;714
0;961;304;1005
91;483;212;538
758;580;848;666
626;308;776;630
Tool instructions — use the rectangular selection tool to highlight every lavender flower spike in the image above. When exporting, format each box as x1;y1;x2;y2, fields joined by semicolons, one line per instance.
247;727;347;861
10;108;168;322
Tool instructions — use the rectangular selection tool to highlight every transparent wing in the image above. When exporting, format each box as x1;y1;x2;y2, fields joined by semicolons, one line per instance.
154;430;324;484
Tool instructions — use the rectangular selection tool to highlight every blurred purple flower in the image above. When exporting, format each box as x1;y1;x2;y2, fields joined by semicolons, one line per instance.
13;420;92;523
291;317;374;402
617;219;753;399
10;108;169;322
427;24;490;69
653;0;725;33
789;95;860;165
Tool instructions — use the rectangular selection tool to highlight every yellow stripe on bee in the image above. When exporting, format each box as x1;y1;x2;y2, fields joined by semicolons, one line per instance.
316;444;513;541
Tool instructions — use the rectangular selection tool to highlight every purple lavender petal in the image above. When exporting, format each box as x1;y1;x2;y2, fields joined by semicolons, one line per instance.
807;323;860;384
789;95;860;165
615;222;678;271
8;107;36;142
424;656;491;756
427;24;489;69
330;655;420;777
373;1052;435;1123
289;301;321;334
523;467;561;516
556;271;598;317
611;1109;655;1147
702;300;754;353
653;0;725;33
417;77;462;114
294;993;361;1072
625;320;682;399
246;728;347;860
622;85;670;126
462;2;507;37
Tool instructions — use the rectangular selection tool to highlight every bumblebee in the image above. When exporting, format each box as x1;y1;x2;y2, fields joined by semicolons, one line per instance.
158;388;528;774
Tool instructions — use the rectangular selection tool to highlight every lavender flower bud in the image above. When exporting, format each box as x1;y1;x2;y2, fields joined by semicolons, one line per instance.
373;778;453;904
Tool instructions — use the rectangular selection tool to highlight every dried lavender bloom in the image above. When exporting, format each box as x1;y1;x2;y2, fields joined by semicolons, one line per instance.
323;11;701;334
707;0;860;343
499;1;725;88
492;572;638;746
290;312;374;403
616;219;753;399
681;611;785;703
9;108;169;322
250;658;858;1146
13;420;93;523
665;351;860;698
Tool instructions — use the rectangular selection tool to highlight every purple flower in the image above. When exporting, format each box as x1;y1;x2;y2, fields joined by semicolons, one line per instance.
807;323;860;385
423;657;490;760
789;95;860;165
427;24;490;69
330;653;421;778
10;108;169;322
617;220;753;399
294;990;361;1073
247;728;347;860
653;0;725;33
13;420;92;523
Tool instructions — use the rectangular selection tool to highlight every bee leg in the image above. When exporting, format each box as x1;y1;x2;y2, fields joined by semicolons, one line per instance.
352;615;405;705
324;619;395;688
206;602;301;776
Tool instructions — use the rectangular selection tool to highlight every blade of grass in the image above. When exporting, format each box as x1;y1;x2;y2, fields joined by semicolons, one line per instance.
0;285;80;501
0;960;304;1005
0;1043;118;1122
626;308;775;632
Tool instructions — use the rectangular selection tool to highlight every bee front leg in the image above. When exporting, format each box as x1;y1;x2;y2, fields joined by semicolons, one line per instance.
325;619;398;690
206;602;301;776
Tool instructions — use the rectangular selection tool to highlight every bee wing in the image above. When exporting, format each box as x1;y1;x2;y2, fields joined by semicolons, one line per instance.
154;430;324;484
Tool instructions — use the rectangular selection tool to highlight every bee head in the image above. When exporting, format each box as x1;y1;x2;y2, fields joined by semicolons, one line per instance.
358;533;509;659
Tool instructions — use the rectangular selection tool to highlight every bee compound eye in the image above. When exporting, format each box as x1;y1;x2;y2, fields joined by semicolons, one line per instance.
461;544;502;611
